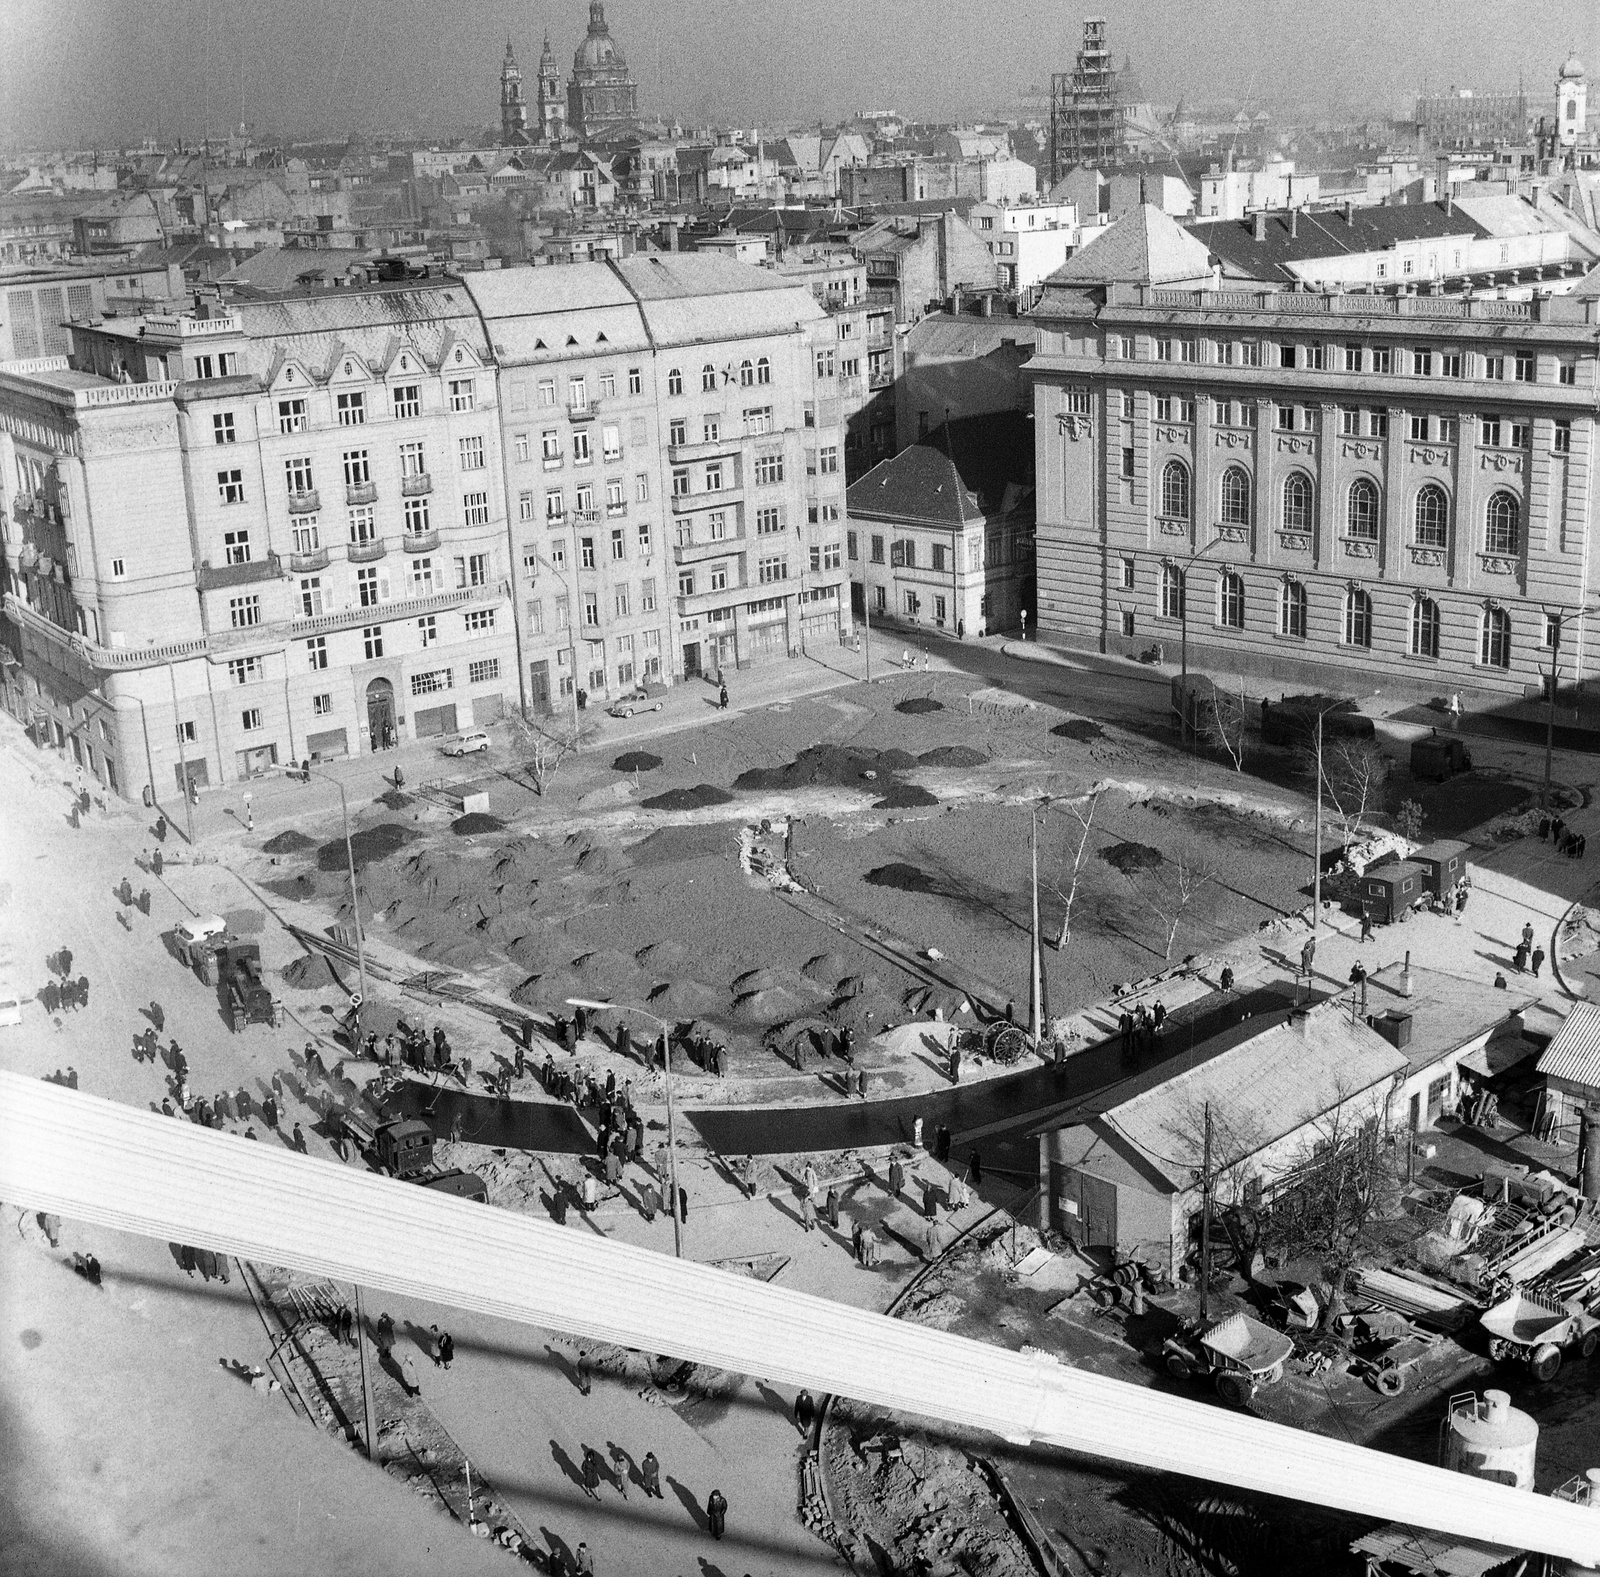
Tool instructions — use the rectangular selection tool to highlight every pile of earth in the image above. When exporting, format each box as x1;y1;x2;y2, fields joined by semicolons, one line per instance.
613;751;663;773
451;812;505;835
317;822;420;873
281;952;340;990
733;745;918;794
918;745;986;768
376;789;412;811
863;862;939;894
642;783;734;812
874;784;939;810
1099;840;1164;874
262;829;316;855
1052;718;1104;742
895;697;945;714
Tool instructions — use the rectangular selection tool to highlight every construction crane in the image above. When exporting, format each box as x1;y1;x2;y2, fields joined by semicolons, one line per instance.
3;1072;1600;1568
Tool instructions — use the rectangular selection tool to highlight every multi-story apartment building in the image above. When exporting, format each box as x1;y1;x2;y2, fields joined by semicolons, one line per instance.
461;253;850;708
0;285;516;799
1028;279;1600;701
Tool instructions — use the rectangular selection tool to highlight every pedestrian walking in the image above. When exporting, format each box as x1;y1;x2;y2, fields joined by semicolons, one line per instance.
707;1488;728;1540
641;1451;662;1498
949;1045;961;1084
581;1173;598;1212
852;1220;865;1263
803;1161;819;1200
862;1226;879;1267
1522;921;1536;952
1532;946;1546;978
825;1185;841;1230
149;1001;165;1033
1118;1008;1134;1057
270;1070;284;1103
795;1389;815;1435
718;682;729;711
1513;942;1529;974
263;1095;278;1129
58;947;74;979
1152;1000;1167;1033
1219;965;1235;992
800;1192;818;1232
1300;936;1316;976
609;1443;630;1499
948;1172;969;1210
925;1218;943;1261
43;979;59;1015
581;1448;602;1500
291;1123;307;1153
888;1155;905;1199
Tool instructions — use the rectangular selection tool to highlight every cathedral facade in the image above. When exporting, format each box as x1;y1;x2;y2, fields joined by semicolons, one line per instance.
498;4;637;146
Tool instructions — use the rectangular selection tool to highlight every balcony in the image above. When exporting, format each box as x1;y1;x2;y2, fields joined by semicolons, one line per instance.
671;487;741;516
346;481;378;505
399;472;432;497
287;489;320;515
605;501;628;518
288;546;330;572
195;554;282;592
347;539;387;564
668;434;745;464
867;371;893;391
673;534;743;565
402;529;440;554
568;398;601;421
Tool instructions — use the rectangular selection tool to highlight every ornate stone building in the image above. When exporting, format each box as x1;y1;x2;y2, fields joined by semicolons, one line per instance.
500;39;529;144
566;2;639;142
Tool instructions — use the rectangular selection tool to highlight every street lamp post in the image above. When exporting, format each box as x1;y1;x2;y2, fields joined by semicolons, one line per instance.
567;997;682;1259
282;764;369;1017
1177;536;1225;749
1540;604;1599;810
529;539;583;749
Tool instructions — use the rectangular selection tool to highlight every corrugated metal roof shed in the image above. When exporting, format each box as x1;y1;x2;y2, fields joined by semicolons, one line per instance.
1538;1000;1600;1091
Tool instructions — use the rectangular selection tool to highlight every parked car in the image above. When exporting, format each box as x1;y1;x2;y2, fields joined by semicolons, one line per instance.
0;985;23;1029
607;688;665;719
441;730;492;757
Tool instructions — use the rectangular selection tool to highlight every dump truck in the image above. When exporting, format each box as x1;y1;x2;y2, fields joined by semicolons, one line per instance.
335;1110;487;1201
215;940;283;1031
1411;732;1472;783
1480;1247;1600;1381
1162;1310;1295;1408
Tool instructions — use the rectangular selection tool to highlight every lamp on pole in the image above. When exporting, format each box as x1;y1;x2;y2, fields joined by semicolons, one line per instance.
1177;535;1225;749
281;764;368;1018
1540;603;1600;810
567;997;682;1259
529;538;583;749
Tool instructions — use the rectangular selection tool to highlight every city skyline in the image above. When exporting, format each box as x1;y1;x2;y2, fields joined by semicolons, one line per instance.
3;0;1596;146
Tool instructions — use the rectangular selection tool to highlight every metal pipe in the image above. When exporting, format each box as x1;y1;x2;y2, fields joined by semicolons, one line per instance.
4;1072;1598;1567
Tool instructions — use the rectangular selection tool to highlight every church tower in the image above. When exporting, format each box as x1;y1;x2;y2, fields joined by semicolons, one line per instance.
1558;52;1587;151
500;39;528;144
537;34;566;143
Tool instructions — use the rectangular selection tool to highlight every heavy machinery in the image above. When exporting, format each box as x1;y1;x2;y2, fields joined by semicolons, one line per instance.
1162;1310;1295;1408
214;941;283;1031
336;1110;486;1202
1479;1247;1600;1381
172;914;230;984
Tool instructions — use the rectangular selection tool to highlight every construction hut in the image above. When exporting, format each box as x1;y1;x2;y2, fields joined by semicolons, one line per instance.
1536;1001;1600;1143
1409;839;1472;898
1360;860;1427;925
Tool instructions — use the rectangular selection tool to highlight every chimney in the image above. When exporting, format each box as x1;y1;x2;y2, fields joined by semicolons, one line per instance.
1289;207;1298;239
981;291;993;317
1344;198;1355;223
1253;210;1267;242
1582;1107;1600;1201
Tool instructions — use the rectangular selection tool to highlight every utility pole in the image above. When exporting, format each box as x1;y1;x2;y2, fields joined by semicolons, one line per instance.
1199;1102;1213;1325
661;1026;682;1259
167;663;195;844
1312;709;1324;958
861;580;873;683
353;1283;377;1459
1543;618;1560;811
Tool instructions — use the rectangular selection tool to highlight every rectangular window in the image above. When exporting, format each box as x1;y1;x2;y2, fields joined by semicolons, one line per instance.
223;528;251;565
310;692;332;716
392;384;421;419
464;608;495;633
669;417;687;447
458;435;485;471
637;522;652;555
418;614;437;647
1368;409;1388;438
545;489;564;523
1438;416;1457;443
1343;344;1362;373
709;565;728;592
285;456;314;495
815;348;835;378
1240;340;1262;368
602;424;622;462
411;669;454;696
705;461;724;493
1156;337;1174;362
176;721;198;745
1341;406;1360;436
628;367;643;396
218;469;245;505
1412;349;1432;377
411;557;435;595
212;412;236;444
537;379;556;407
1554;420;1572;454
307;637;327;671
404;497;431;537
870;534;884;564
611;526;626;560
583;592;599;627
519;490;535;522
227;656;262;685
818;446;839;474
678;569;696;597
931;543;947;573
572;430;592;465
1480;415;1502;448
1155;395;1173;421
671;467;690;498
1120;446;1135;480
448;378;475;412
743;405;773;435
1409;414;1428;441
348;505;376;545
1439;351;1462;379
580;537;596;570
342;450;370;487
277;398;308;434
241;707;262;732
356;567;380;607
635;473;649;503
641;577;656;611
463;491;489;527
598;371;616;400
1276;403;1296;432
1371;346;1392;375
469;657;500;684
466;552;488;587
614;586;630;617
758;555;788;584
1559;361;1577;387
1278;342;1296;369
299;576;324;617
1514;353;1535;383
229;595;261;628
1509;420;1530;450
554;593;570;628
398;441;426;477
337;391;365;425
1484;354;1505;381
755;453;784;485
111;557;125;578
1120;392;1135;419
363;626;383;660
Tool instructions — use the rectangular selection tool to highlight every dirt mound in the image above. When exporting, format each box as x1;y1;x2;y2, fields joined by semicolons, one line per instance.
635;940;689;971
801;951;851;984
377;789;413;811
733;744;918;794
451;812;504;835
571;948;639;979
262;829;316;855
612;751;663;773
918;745;987;768
642;783;735;811
864;862;937;893
1052;718;1104;742
874;784;939;810
264;873;319;900
895;697;945;714
625;823;731;868
574;843;622;875
731;966;785;994
730;985;806;1023
1100;840;1164;873
317;822;418;873
646;978;723;1017
281;952;339;990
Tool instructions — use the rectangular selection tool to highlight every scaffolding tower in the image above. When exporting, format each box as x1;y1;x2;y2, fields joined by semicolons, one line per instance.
1050;17;1124;187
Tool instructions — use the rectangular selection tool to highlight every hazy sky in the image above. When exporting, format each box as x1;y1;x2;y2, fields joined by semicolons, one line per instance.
2;0;1595;146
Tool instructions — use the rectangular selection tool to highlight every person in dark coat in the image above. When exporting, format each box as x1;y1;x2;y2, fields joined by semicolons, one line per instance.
887;1155;905;1199
825;1185;841;1229
1513;942;1528;973
718;683;729;710
641;1451;662;1498
707;1488;727;1539
795;1389;815;1434
262;1095;278;1129
581;1448;602;1500
935;1125;951;1163
1531;946;1546;978
42;979;59;1015
291;1123;307;1153
1218;965;1235;992
949;1045;961;1084
149;1001;165;1033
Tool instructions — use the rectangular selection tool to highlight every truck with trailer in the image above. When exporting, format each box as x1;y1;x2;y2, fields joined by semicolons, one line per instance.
336;1110;487;1202
215;940;283;1031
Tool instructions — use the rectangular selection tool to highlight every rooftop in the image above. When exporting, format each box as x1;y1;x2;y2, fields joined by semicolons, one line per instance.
1538;1000;1600;1091
1043;203;1212;288
1355;961;1532;1077
846;411;1034;527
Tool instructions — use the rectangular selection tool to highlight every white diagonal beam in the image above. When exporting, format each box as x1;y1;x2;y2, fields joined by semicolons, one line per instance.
2;1073;1595;1564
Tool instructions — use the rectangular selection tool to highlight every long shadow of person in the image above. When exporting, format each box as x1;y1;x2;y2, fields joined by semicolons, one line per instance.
377;1346;418;1397
545;1344;590;1395
697;1559;729;1577
754;1380;791;1420
539;1526;574;1574
548;1439;586;1490
667;1475;708;1530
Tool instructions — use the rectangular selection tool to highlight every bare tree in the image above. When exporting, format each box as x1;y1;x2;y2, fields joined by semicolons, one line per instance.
1313;738;1390;854
1049;790;1100;951
1199;677;1251;773
1125;842;1220;961
509;712;595;796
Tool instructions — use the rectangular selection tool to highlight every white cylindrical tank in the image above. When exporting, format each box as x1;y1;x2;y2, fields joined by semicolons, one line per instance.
1442;1389;1539;1491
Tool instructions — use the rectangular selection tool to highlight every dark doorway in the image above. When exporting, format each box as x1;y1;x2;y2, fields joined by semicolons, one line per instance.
682;641;701;680
366;677;396;752
529;660;551;715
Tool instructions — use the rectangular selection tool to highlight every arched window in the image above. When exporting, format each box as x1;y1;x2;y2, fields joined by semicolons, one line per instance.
756;356;771;385
1411;596;1440;658
1481;606;1512;669
1344;587;1373;647
1414;484;1449;548
1218;571;1245;629
739;358;754;387
701;363;717;392
1282;473;1314;532
1160;563;1185;620
667;367;683;397
1485;491;1520;556
1280;578;1308;638
1160;459;1191;521
1346;478;1379;540
1220;466;1251;527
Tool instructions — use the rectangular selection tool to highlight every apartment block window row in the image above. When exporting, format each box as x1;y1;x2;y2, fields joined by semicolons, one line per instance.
412;669;454;696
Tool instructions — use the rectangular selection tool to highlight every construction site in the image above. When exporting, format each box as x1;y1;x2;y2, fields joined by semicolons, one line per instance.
5;647;1600;1577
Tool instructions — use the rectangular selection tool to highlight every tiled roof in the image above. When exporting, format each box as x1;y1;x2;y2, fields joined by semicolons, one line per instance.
846;412;1034;527
1538;1000;1600;1090
1044;204;1212;287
